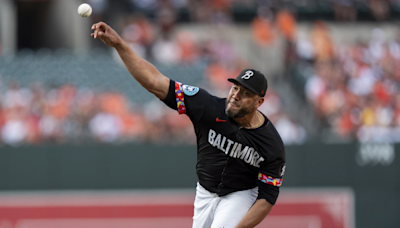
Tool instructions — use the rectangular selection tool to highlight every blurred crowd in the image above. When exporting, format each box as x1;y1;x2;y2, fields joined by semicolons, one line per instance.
89;0;267;24
0;81;196;146
0;80;306;146
298;23;400;142
12;0;400;146
0;2;305;146
3;0;398;145
87;0;400;23
0;1;307;146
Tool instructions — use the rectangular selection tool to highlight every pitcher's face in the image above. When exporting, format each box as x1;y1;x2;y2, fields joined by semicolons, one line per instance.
225;83;260;119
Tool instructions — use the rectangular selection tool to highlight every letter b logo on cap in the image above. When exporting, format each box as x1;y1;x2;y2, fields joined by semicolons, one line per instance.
241;70;254;80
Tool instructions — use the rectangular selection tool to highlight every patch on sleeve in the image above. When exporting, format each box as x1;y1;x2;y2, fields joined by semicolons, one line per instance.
258;173;283;187
182;84;199;96
175;81;186;114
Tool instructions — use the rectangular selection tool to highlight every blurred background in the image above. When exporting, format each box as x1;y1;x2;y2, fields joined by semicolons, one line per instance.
0;0;399;227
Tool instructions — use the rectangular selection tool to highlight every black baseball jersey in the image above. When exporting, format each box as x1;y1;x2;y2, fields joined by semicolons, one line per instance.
162;79;286;205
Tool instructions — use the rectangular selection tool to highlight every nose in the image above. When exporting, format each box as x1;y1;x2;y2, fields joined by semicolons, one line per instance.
231;89;240;100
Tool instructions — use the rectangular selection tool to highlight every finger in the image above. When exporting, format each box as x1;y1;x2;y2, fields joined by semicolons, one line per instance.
95;22;107;31
91;21;107;31
94;29;106;39
91;21;109;38
96;26;107;39
94;27;103;38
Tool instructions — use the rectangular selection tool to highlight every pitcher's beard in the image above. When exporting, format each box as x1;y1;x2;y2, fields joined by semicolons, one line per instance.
225;104;252;119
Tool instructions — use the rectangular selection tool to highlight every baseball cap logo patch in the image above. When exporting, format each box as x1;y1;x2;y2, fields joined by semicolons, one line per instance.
241;70;254;80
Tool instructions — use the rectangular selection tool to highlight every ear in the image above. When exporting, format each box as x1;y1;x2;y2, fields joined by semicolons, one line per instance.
255;97;264;108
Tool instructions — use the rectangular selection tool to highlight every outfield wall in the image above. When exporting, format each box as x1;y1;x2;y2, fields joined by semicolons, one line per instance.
0;143;399;228
0;188;354;228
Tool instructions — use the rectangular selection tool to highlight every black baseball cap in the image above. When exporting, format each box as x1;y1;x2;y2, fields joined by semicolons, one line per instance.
227;69;268;97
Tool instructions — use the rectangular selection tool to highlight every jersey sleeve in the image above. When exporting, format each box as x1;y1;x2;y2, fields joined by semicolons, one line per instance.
161;79;215;122
257;147;286;205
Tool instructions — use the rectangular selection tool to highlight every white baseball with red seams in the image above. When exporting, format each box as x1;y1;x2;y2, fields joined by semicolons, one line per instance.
77;3;92;17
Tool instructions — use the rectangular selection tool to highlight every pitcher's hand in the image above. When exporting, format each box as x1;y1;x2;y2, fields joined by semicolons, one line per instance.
91;22;123;48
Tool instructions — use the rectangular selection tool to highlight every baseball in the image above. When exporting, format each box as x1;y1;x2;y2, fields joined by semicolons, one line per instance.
77;3;92;17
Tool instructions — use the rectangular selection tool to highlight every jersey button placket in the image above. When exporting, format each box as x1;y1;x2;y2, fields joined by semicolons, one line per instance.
219;158;229;190
236;126;243;141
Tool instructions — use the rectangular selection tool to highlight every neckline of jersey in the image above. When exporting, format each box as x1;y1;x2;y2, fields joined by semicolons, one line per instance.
238;112;269;130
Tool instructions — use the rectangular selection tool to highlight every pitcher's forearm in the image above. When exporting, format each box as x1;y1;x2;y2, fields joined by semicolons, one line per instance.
114;40;169;99
91;22;169;99
115;41;157;88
